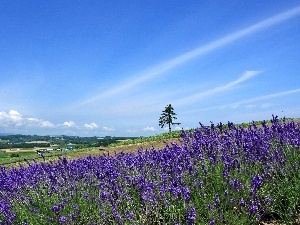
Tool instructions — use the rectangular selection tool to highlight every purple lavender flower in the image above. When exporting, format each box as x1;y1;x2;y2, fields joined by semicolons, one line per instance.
248;197;261;216
125;211;134;220
183;187;191;202
51;205;60;214
186;205;196;225
229;178;243;192
214;194;220;207
250;174;263;195
249;204;259;214
59;216;67;224
4;213;17;224
264;196;274;204
197;180;203;189
222;168;230;178
201;163;208;175
72;204;79;210
209;218;215;225
83;192;90;201
0;116;299;224
68;213;76;221
207;204;212;211
224;190;228;196
239;198;245;207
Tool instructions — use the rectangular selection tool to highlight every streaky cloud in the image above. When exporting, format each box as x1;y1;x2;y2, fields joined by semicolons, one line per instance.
227;88;300;107
78;5;300;106
173;70;263;106
190;88;300;112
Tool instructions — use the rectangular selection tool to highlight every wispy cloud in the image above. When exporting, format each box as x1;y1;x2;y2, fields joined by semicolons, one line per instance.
261;103;273;108
173;70;262;106
143;126;156;131
102;126;115;132
188;88;300;113
125;129;138;134
246;104;256;109
223;88;300;108
77;5;300;106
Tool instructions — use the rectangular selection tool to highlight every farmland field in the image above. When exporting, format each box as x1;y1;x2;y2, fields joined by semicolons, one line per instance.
0;116;300;224
0;138;180;168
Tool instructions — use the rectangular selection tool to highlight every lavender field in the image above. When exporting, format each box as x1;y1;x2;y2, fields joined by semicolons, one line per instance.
0;116;300;224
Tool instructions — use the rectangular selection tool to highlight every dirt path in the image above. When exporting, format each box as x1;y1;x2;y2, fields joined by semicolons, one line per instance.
66;138;181;160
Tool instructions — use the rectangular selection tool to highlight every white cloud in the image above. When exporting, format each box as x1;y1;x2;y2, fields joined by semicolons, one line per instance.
62;121;76;127
9;109;22;118
26;117;55;128
84;123;98;129
39;121;55;128
27;117;39;122
102;126;115;131
76;5;300;106
174;126;182;131
143;126;156;131
0;110;55;128
0;110;23;125
162;126;182;131
26;116;55;128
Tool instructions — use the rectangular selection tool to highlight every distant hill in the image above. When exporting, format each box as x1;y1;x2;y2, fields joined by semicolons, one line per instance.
0;134;140;149
0;133;14;136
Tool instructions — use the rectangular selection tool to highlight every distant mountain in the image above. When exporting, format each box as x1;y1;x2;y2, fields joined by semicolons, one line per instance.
0;133;15;136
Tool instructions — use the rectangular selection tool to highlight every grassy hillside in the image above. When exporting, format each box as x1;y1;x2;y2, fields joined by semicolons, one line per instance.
1;116;298;168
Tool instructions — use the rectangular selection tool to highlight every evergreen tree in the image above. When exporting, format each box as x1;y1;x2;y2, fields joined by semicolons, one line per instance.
159;104;181;133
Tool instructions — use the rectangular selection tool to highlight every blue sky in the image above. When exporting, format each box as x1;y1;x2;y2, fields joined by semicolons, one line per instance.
1;1;300;137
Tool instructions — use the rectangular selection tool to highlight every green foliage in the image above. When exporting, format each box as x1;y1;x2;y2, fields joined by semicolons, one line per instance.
108;130;184;147
10;153;20;158
159;104;181;133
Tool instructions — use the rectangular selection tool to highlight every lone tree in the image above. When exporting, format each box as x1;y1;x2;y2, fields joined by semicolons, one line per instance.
159;104;181;133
